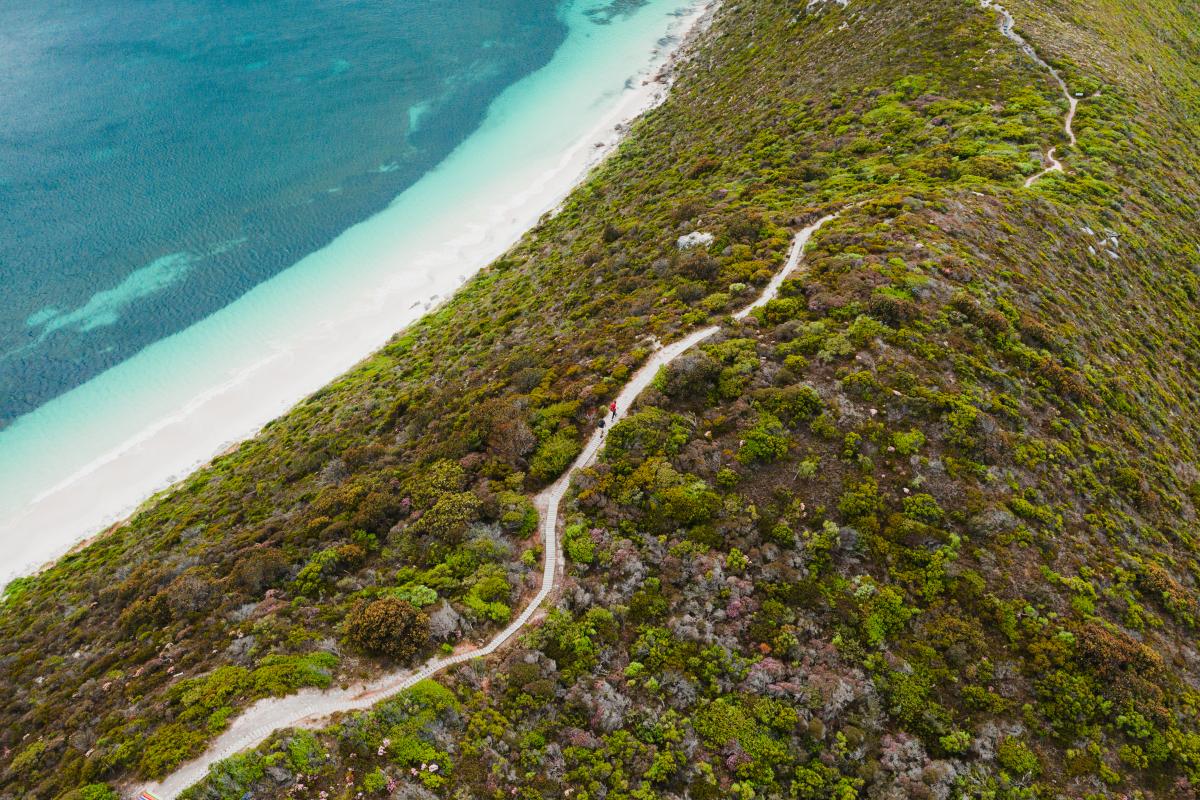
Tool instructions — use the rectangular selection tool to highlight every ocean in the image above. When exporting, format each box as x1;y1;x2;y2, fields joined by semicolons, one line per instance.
0;0;705;583
0;0;565;423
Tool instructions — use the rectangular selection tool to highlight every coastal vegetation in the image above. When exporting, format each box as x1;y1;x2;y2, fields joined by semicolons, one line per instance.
3;0;1200;797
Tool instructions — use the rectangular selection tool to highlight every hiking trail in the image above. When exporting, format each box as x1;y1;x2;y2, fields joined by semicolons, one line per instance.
983;0;1079;186
134;214;837;799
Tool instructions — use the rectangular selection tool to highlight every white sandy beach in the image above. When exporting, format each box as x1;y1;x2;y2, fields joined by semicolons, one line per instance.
0;0;715;587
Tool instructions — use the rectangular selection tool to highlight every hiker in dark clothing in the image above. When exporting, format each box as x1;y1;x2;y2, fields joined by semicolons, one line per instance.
598;417;607;437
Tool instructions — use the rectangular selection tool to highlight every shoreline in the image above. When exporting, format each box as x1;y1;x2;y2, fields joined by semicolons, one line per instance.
0;0;718;589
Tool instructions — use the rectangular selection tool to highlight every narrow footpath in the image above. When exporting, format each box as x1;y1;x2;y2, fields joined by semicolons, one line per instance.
983;0;1079;186
135;214;837;799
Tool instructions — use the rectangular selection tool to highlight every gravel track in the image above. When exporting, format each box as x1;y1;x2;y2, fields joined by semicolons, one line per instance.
136;215;837;799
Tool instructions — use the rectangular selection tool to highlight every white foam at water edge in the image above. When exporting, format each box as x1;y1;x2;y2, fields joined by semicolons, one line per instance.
0;0;716;589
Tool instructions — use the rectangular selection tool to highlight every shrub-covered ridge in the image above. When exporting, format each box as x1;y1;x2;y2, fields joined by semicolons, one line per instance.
3;0;1200;797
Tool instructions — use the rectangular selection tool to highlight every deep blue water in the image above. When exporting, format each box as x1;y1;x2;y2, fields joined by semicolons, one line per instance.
0;0;565;424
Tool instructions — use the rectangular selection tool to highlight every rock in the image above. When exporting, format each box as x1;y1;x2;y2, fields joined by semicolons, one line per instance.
395;785;438;800
838;525;860;552
968;507;1018;537
265;765;292;785
426;601;465;640
677;231;714;249
224;633;256;660
316;458;348;487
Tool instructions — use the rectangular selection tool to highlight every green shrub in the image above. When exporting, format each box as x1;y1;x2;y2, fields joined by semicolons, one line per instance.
997;737;1041;777
939;730;972;755
752;385;823;425
177;751;266;799
344;597;430;660
292;547;342;597
1;576;33;609
902;493;943;524
405;459;466;507
384;583;438;607
738;413;790;463
804;521;841;575
659;479;722;525
847;314;888;346
529;432;582;482
795;457;820;479
285;730;323;772
726;547;750;571
630;578;669;622
792;762;862;800
139;723;207;778
857;581;913;646
716;467;740;488
71;785;121;800
768;522;795;547
172;665;250;711
809;412;840;440
838;479;882;521
497;490;538;536
945;401;979;450
9;740;46;775
363;767;388;792
693;697;789;778
250;652;338;696
563;523;596;564
465;568;512;622
409;491;480;542
891;429;925;456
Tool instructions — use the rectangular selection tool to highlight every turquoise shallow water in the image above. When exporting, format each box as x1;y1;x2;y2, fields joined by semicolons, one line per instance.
0;0;566;422
0;0;703;582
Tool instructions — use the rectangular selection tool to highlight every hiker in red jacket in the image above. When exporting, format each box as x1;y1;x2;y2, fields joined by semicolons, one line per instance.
609;400;617;420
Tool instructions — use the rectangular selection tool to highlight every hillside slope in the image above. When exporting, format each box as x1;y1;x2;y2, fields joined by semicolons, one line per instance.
4;0;1200;798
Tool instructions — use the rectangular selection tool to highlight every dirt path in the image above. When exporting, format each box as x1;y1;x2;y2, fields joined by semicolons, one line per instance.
982;0;1079;186
134;214;837;799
